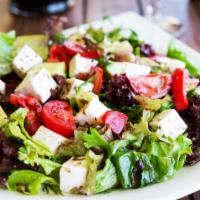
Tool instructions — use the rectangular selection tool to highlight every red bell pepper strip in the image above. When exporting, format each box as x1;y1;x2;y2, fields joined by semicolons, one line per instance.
172;68;188;111
102;111;128;134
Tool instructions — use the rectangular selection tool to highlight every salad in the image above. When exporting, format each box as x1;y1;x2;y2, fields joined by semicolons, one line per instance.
0;21;200;196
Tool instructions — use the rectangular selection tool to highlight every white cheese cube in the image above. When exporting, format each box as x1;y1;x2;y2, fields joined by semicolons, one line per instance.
12;45;43;77
154;56;186;72
69;54;97;77
150;109;187;139
60;158;87;194
124;62;151;77
75;96;110;125
0;80;6;95
15;68;57;103
62;78;94;99
107;61;151;77
33;126;66;154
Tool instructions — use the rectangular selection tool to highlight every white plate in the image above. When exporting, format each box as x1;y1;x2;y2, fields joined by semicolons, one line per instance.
1;12;200;200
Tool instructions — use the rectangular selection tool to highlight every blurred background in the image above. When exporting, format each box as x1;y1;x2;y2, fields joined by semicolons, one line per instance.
0;0;200;50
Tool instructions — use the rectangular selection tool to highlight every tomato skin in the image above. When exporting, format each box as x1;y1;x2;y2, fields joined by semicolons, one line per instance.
64;41;100;59
42;100;75;137
49;45;70;64
102;111;128;134
91;67;103;94
10;94;42;135
25;110;42;135
129;74;171;99
76;67;103;94
172;68;188;111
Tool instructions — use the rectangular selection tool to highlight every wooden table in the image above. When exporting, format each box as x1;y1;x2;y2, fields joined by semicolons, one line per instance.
0;0;200;199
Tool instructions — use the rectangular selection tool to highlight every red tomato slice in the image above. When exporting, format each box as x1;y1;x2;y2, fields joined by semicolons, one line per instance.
42;100;75;137
64;41;100;59
49;45;70;64
25;110;42;136
10;94;42;113
129;74;171;99
91;67;103;94
10;94;42;135
102;111;128;134
76;67;103;94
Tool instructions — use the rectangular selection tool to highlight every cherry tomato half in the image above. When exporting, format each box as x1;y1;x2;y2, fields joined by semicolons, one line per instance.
102;111;128;134
129;74;171;99
64;41;100;59
42;100;75;137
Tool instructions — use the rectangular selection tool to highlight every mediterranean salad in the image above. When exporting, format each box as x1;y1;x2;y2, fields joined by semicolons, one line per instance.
0;21;200;196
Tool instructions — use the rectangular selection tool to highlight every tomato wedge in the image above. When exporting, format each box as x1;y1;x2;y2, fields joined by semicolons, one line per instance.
76;67;103;94
48;45;70;64
172;68;188;111
10;94;42;135
25;110;42;135
91;67;103;94
102;111;128;134
42;100;75;137
64;41;100;59
129;74;171;99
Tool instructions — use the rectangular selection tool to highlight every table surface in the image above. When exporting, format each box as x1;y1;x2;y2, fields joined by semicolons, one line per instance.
0;0;200;199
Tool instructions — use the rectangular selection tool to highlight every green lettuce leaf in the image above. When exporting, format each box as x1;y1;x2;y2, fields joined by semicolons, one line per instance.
142;135;192;170
131;110;159;147
2;108;60;175
113;151;133;188
56;138;87;158
135;95;173;112
80;151;103;195
167;41;200;76
113;135;192;188
132;152;174;186
78;128;112;156
96;159;118;193
0;31;15;77
8;170;60;195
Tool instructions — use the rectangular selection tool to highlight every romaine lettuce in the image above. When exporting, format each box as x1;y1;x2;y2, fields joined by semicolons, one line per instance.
2;108;60;175
8;170;60;195
167;41;200;76
96;159;118;193
0;31;15;77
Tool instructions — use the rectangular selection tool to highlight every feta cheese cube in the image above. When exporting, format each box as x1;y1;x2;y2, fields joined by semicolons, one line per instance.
106;61;151;77
61;78;93;99
15;68;57;103
60;158;87;194
154;56;186;72
75;96;110;125
0;80;6;95
33;126;66;154
150;109;187;139
69;54;97;77
124;62;151;77
13;45;43;77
